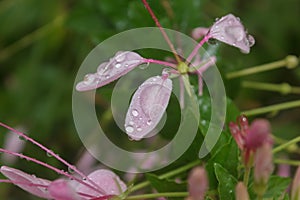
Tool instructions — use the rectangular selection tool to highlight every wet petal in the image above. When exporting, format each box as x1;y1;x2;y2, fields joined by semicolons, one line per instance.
76;51;145;91
76;169;126;198
124;76;172;140
48;179;80;200
208;14;255;53
0;166;51;199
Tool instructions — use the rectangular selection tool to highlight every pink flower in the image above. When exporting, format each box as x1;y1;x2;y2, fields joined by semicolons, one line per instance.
0;122;127;200
186;166;208;200
229;115;273;165
76;51;145;91
125;74;172;140
207;14;255;53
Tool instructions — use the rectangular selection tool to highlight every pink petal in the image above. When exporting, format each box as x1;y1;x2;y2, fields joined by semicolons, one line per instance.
48;179;80;200
76;51;145;91
0;166;51;199
208;14;255;53
76;169;127;198
124;76;172;140
191;27;209;40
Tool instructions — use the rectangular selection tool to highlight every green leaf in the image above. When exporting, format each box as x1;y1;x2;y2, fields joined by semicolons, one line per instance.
146;173;187;200
214;163;238;200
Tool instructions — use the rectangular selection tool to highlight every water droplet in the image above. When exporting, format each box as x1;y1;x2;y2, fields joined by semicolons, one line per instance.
128;136;134;141
105;75;110;79
31;174;36;178
215;17;219;21
137;127;142;132
115;52;126;62
115;63;122;68
131;109;139;117
124;63;129;67
46;150;54;157
146;120;152;125
83;178;87;181
139;63;149;69
18;136;26;141
139;117;143;121
125;125;134;133
68;166;76;174
247;34;255;47
83;74;96;85
129;121;135;125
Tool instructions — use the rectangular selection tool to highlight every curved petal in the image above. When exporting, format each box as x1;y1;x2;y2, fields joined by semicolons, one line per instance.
76;169;126;198
48;179;80;200
124;76;172;140
76;51;145;91
208;14;255;54
0;166;51;199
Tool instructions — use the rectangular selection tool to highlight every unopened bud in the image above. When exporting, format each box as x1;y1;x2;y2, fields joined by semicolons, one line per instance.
285;55;298;69
235;182;249;200
292;166;300;200
254;143;274;196
187;167;208;200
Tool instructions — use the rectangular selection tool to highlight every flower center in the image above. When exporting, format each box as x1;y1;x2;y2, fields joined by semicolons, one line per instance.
177;62;189;74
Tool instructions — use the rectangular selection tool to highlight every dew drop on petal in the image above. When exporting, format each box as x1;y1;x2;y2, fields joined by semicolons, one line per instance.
115;63;122;68
137;127;142;132
125;125;134;133
83;74;96;85
129;121;135;125
68;166;75;174
105;75;110;79
147;120;152;126
131;109;139;117
115;52;126;62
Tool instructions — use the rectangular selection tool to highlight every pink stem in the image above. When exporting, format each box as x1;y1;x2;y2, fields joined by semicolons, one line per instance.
143;58;177;69
0;122;105;195
0;148;104;195
186;35;211;64
141;0;181;62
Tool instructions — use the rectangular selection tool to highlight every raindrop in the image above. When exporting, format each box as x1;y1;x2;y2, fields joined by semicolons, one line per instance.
115;63;122;68
139;117;143;121
131;109;139;117
115;52;126;62
129;121;135;125
105;75;110;79
124;63;129;67
83;74;96;85
18;136;26;141
146;120;152;125
215;17;220;21
247;34;255;47
68;166;76;174
128;136;134;141
31;174;36;178
139;63;149;69
83;178;87;181
125;125;134;133
46;150;54;157
208;38;217;45
137;127;142;132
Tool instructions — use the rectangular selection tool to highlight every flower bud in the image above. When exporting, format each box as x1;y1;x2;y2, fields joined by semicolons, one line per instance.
235;182;249;200
292;166;300;200
254;143;273;196
187;167;208;200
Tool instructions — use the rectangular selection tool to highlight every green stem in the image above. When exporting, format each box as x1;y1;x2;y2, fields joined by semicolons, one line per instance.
243;165;251;186
125;192;188;200
242;100;300;116
130;160;201;192
274;159;300;166
226;55;299;79
0;14;65;62
242;81;300;95
272;136;300;154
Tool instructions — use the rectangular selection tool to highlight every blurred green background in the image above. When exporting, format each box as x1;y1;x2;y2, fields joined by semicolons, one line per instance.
0;0;299;199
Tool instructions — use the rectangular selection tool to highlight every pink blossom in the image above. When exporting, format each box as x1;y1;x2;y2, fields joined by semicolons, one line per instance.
76;51;145;91
0;122;127;200
191;27;210;40
229;115;273;165
207;14;255;53
124;74;172;140
187;166;208;200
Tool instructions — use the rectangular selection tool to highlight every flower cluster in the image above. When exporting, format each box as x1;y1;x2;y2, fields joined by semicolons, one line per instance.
76;13;255;141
